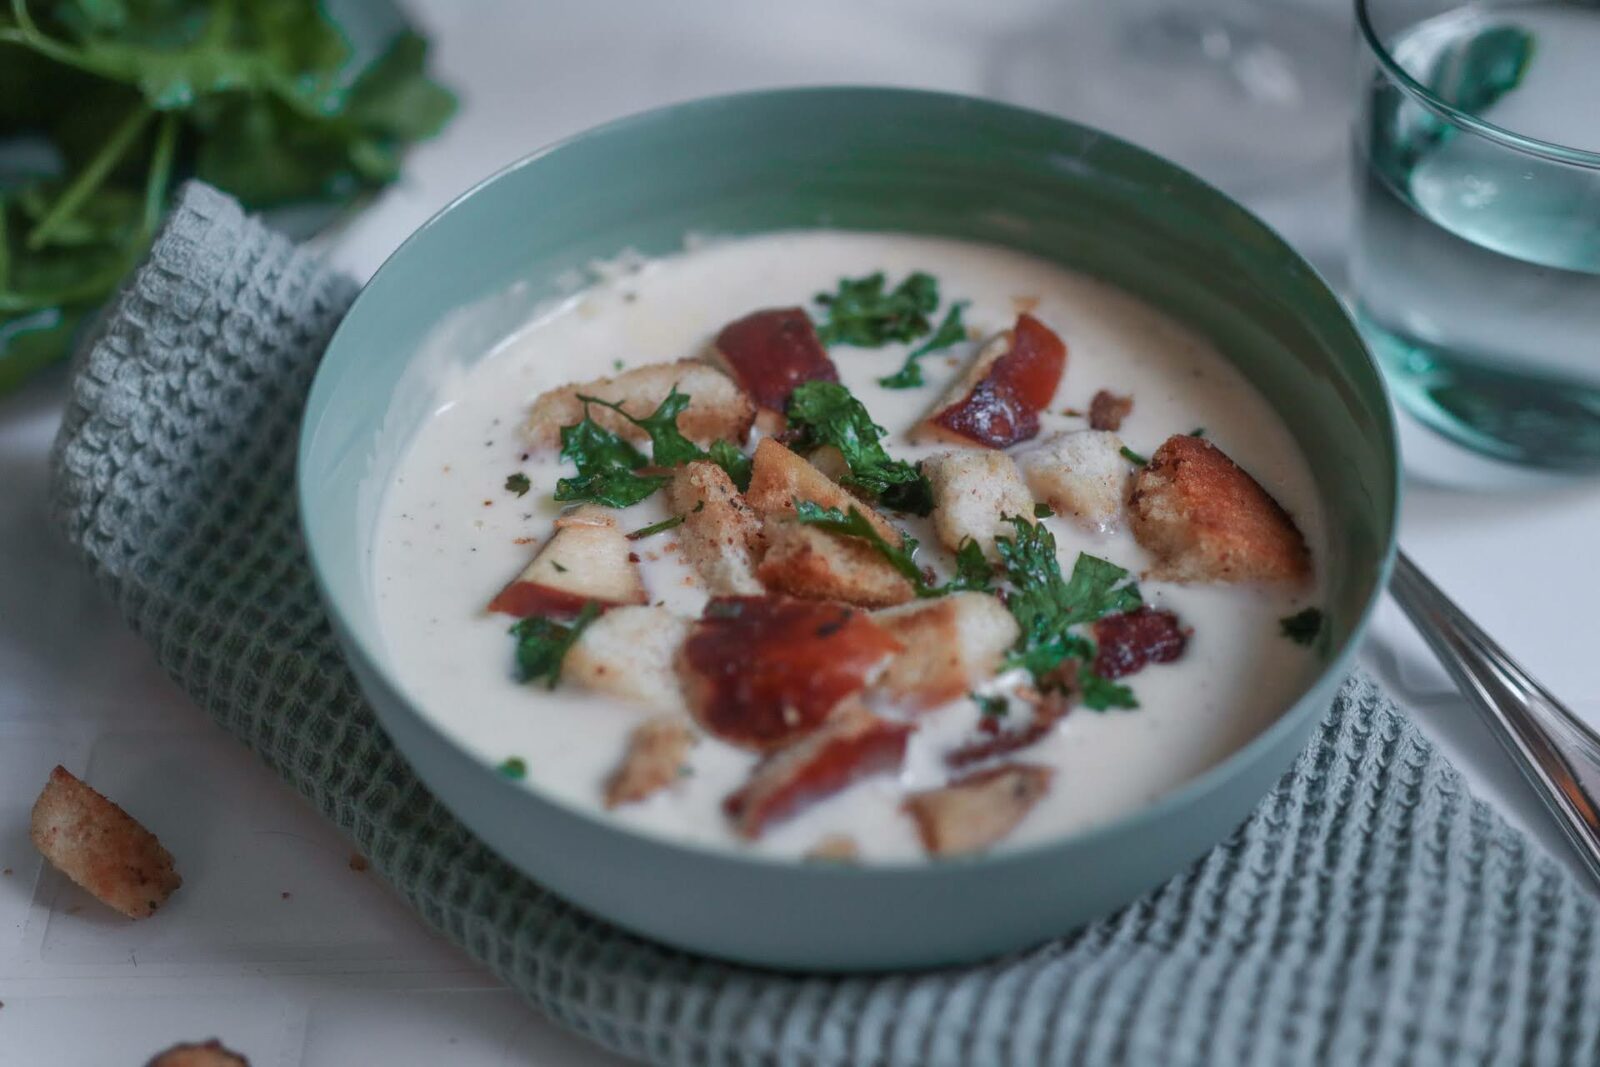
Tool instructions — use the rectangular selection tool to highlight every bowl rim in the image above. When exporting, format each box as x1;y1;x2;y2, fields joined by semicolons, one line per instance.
298;84;1402;877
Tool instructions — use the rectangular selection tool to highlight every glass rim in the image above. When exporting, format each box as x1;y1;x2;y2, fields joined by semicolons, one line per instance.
1356;0;1600;170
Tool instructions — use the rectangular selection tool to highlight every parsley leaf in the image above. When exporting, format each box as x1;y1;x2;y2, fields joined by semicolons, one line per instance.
878;301;968;389
993;517;1143;707
1280;607;1324;646
578;386;704;467
973;693;1009;719
509;601;600;689
627;515;684;540
498;757;528;779
708;438;752;491
814;271;939;347
552;415;665;507
786;380;934;515
792;499;990;598
1033;502;1055;518
504;472;531;497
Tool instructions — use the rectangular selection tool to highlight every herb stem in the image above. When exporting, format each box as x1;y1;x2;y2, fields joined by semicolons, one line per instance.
627;515;685;540
28;103;154;251
142;113;180;237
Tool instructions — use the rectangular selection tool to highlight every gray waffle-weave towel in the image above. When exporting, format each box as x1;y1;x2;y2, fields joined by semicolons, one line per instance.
47;182;1600;1066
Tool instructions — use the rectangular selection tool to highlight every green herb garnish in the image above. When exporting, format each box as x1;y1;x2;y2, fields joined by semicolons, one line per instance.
1190;428;1206;438
786;380;933;514
627;515;685;541
510;601;600;689
993;517;1142;710
1120;446;1149;466
552;415;665;507
813;270;938;348
708;438;752;491
1280;607;1324;646
0;4;455;393
793;499;990;598
579;386;704;467
1033;502;1055;518
974;693;1009;719
878;301;968;389
504;472;531;497
498;757;528;779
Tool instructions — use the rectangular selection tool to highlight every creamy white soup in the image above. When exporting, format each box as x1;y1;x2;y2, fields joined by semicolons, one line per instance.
373;231;1326;864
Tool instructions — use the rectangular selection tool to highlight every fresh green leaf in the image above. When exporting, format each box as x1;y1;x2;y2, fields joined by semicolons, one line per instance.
510;601;601;689
1189;427;1206;438
579;386;704;467
498;756;527;779
793;499;988;598
1079;669;1139;711
1280;607;1324;646
1120;446;1148;466
950;537;993;594
504;472;531;497
973;692;1009;719
627;515;684;541
786;380;933;515
708;438;752;491
813;270;938;347
878;301;967;389
552;413;665;507
1033;502;1054;518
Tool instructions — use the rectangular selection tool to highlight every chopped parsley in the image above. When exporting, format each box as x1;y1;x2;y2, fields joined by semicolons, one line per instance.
554;387;750;504
974;693;1009;719
498;757;528;779
708;438;753;491
510;601;601;689
793;499;990;598
993;517;1142;710
1033;502;1055;518
504;472;531;497
1190;427;1206;438
786;381;934;514
627;515;685;540
1120;446;1149;466
814;271;939;348
1280;607;1324;646
878;302;969;389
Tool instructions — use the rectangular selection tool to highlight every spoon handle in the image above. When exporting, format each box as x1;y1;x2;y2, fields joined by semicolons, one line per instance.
1390;549;1600;887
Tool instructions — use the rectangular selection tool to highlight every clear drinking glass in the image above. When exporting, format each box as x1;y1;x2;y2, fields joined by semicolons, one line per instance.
1352;0;1600;473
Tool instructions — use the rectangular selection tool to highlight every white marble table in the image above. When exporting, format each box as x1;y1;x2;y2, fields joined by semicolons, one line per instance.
4;2;1598;1063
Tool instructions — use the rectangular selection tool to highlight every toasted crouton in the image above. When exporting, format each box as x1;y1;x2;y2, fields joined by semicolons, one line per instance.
604;716;696;808
1015;430;1128;531
757;519;915;608
1128;435;1311;584
668;461;763;595
146;1040;249;1067
31;766;181;919
523;359;755;449
724;705;913;838
566;606;692;711
923;450;1036;559
744;439;902;545
805;834;860;863
1088;389;1132;431
488;505;647;616
903;763;1054;857
872;592;1020;710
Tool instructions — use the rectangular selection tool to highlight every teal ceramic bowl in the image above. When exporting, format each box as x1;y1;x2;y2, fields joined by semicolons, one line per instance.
299;87;1399;971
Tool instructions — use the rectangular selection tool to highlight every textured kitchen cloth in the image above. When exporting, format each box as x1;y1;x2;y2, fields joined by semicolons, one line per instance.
49;182;1600;1066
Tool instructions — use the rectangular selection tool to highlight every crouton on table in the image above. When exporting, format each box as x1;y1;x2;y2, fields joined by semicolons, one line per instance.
668;461;763;595
911;313;1066;449
903;763;1054;857
1015;430;1128;531
524;359;755;449
488;505;647;616
605;716;697;808
872;592;1020;711
566;605;692;711
922;449;1035;560
31;765;181;919
1128;434;1310;584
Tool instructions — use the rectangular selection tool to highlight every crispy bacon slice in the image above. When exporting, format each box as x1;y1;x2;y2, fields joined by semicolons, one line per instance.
915;313;1066;449
1088;389;1132;431
712;308;839;417
945;695;1069;770
678;596;904;751
903;763;1054;857
1092;607;1189;679
724;705;912;838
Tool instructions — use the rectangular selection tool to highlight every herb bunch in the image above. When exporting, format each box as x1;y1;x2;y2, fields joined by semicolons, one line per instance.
785;380;933;514
0;0;457;393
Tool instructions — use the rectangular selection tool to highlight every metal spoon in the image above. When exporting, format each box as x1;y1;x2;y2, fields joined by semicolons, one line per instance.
1390;549;1600;886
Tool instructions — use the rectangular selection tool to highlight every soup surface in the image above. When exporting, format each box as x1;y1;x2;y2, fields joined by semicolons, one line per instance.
373;231;1326;863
